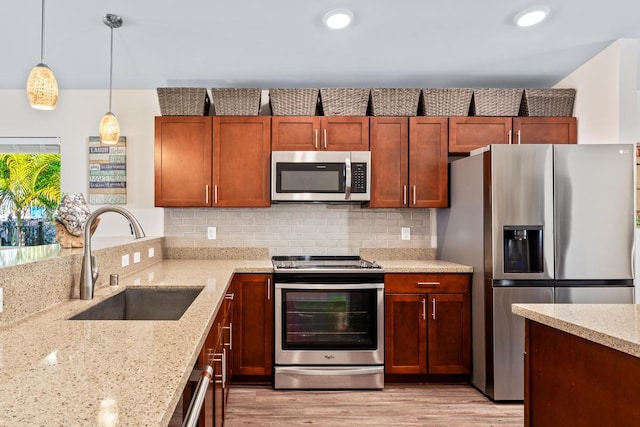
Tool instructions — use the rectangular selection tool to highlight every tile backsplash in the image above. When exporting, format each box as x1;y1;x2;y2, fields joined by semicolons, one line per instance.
164;204;435;256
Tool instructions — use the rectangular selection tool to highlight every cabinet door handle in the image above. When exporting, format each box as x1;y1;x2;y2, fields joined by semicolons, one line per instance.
205;184;209;204
225;293;234;300
413;185;417;205
223;323;233;350
432;298;436;320
267;277;271;300
323;129;327;149
417;281;440;288
517;129;521;145
421;297;426;320
214;185;218;204
213;351;226;387
403;185;407;205
314;129;319;149
508;129;512;144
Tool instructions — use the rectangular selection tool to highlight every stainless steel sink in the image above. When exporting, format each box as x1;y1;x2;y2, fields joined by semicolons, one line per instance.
68;286;204;320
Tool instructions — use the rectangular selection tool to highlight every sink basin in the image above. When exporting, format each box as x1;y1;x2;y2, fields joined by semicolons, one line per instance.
68;286;204;321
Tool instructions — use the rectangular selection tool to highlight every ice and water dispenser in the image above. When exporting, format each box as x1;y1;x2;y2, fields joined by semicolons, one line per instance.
503;226;544;273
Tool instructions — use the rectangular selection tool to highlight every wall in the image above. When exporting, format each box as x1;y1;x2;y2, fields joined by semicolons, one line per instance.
164;204;434;256
0;89;437;255
554;39;639;144
0;90;164;237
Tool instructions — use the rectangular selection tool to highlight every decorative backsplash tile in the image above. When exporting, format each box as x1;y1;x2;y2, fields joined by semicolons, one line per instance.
164;204;434;256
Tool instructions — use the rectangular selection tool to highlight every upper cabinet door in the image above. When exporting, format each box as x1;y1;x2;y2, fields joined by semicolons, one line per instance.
512;117;577;145
271;117;321;150
271;116;369;151
369;117;409;208
448;117;512;154
213;116;271;207
409;117;449;208
322;117;370;151
154;116;212;207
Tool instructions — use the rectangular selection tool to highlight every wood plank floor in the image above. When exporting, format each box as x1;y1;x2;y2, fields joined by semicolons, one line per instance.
223;384;524;426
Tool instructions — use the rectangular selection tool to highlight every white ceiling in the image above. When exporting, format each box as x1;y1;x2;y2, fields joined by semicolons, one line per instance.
2;0;640;91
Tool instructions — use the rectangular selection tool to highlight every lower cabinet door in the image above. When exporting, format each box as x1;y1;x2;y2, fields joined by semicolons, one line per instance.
384;294;427;374
427;293;471;374
232;274;274;380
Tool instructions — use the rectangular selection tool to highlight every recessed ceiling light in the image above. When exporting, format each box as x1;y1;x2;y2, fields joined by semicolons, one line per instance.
514;6;549;27
324;9;353;30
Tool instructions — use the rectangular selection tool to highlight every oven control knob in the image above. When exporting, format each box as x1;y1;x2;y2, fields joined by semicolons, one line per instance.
371;261;380;269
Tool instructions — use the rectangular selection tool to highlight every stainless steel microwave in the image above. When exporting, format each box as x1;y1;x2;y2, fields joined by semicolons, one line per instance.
271;151;371;202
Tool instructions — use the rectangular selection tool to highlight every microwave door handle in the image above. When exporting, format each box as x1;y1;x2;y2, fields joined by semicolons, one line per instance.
344;156;352;200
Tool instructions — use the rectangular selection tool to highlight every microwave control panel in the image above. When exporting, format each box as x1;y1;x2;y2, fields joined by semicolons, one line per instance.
352;163;367;193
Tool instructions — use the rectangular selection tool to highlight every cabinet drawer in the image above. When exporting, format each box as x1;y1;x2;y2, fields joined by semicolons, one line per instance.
385;273;470;294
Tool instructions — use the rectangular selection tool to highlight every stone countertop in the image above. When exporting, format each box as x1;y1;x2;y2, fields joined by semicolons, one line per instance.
377;259;473;273
0;256;471;426
512;304;640;359
0;259;271;427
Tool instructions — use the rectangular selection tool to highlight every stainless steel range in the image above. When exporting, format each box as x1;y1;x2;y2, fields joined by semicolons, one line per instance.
272;256;385;390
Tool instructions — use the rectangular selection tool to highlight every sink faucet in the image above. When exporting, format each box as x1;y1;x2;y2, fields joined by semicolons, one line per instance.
79;206;145;300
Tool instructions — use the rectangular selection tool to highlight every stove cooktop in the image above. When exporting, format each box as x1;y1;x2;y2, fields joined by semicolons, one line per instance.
271;255;382;271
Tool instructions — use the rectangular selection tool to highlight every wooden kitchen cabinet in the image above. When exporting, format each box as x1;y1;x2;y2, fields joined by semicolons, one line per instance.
369;117;448;208
232;274;274;382
448;117;511;154
213;116;271;207
384;273;471;380
271;116;369;151
512;117;577;145
185;288;234;426
154;116;212;206
448;116;577;155
154;116;271;207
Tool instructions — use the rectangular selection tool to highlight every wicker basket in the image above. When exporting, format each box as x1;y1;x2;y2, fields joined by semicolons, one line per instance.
419;88;473;116
520;88;576;117
471;88;523;116
370;88;421;116
156;87;210;116
210;88;262;116
269;88;319;115
319;88;370;116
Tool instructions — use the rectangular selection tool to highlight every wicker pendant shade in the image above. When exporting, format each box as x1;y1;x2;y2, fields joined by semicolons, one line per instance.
27;0;58;110
99;14;123;145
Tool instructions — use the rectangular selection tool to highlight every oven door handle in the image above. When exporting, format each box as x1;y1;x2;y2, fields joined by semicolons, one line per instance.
276;366;383;376
274;282;384;290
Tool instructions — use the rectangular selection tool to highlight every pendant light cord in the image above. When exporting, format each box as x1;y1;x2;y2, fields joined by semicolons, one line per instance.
108;24;114;112
40;0;45;63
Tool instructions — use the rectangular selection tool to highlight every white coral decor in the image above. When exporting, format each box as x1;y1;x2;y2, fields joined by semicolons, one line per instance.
55;193;91;237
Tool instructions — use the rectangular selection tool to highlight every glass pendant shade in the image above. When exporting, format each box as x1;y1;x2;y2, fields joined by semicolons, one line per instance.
99;112;120;144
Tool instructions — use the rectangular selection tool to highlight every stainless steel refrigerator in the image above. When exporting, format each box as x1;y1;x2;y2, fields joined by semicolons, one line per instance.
437;144;635;401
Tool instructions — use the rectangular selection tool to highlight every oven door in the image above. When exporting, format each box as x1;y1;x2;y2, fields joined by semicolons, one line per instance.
275;282;384;365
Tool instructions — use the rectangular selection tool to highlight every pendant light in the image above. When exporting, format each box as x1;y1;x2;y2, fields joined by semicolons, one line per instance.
26;0;58;110
99;14;123;145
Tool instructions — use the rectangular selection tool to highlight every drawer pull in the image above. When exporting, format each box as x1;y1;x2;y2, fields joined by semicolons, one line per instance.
416;281;440;288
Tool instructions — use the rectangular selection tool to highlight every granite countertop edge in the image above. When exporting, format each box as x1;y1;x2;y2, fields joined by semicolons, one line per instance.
512;303;640;359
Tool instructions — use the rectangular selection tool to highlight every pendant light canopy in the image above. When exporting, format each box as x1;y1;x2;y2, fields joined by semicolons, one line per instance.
27;0;58;110
99;14;123;145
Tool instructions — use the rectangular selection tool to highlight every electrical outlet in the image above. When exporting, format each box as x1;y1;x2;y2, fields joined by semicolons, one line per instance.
148;247;155;258
208;226;217;240
0;288;3;313
133;252;141;263
121;254;130;267
401;227;411;240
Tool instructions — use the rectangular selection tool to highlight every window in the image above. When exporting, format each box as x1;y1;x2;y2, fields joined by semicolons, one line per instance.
0;138;61;247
